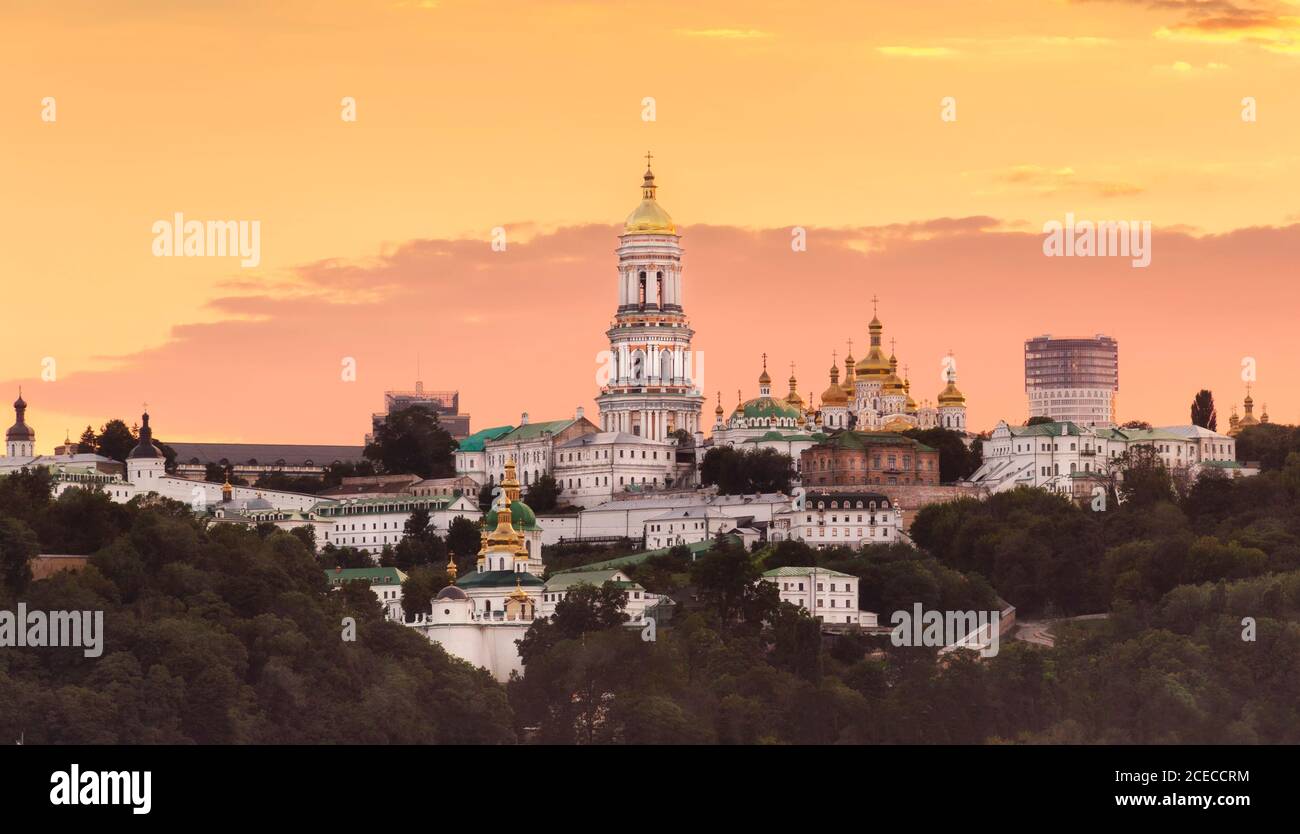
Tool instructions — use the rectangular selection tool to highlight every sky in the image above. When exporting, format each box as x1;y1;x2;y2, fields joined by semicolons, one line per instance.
1;0;1297;449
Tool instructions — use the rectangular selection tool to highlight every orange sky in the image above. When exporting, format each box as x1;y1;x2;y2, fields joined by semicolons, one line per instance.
2;0;1297;448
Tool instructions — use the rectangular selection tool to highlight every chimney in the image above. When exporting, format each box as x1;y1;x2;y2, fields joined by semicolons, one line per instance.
575;406;585;420
521;412;530;426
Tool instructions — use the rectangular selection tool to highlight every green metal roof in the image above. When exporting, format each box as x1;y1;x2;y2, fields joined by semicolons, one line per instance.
1007;421;1086;437
484;498;540;532
545;569;644;591
324;567;408;586
556;536;727;574
495;419;579;443
736;397;801;421
762;566;855;579
815;430;935;453
456;425;514;452
455;570;545;589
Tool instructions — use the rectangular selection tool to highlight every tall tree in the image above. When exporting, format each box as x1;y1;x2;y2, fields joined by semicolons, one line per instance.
95;419;137;462
363;405;457;478
525;474;562;512
1190;389;1217;431
76;426;97;453
0;517;40;593
446;515;481;563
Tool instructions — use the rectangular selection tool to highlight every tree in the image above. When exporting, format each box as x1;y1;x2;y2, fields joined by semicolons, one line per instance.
903;427;981;482
1234;423;1299;471
1190;390;1217;431
1026;416;1055;426
516;581;629;666
363;405;457;478
76;426;97;454
701;446;794;495
0;517;40;593
690;534;777;631
95;419;137;462
525;474;562;513
1121;420;1153;430
1117;445;1175;507
446;515;481;564
477;482;496;513
401;565;449;619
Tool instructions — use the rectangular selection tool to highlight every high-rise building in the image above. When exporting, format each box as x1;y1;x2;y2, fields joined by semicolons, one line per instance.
369;380;471;441
1024;334;1118;427
595;158;704;439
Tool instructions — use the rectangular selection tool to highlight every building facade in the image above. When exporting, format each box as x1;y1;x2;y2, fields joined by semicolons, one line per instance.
761;566;878;627
799;431;941;487
1024;334;1119;427
770;490;903;548
970;419;1245;495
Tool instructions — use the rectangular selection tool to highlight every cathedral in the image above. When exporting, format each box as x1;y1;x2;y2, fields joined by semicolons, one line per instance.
1227;384;1269;437
712;305;968;448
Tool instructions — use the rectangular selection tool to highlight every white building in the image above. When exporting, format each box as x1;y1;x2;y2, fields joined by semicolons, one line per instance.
552;431;681;508
761;566;878;627
324;566;407;621
770;490;904;548
969;420;1245;496
452;425;514;486
594;159;706;441
643;507;738;549
537;491;792;545
479;410;599;488
314;494;480;555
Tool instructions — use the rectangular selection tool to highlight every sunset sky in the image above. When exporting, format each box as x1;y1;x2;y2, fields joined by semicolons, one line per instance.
2;0;1297;449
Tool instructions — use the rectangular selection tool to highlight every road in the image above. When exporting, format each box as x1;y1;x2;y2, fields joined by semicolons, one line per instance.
1013;613;1109;648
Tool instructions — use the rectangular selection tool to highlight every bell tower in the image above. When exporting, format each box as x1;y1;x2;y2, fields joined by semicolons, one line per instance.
596;155;704;440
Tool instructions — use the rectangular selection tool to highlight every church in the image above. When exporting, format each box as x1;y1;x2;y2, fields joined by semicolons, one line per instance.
709;306;969;468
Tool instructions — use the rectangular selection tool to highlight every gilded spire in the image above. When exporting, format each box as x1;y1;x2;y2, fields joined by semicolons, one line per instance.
446;554;458;580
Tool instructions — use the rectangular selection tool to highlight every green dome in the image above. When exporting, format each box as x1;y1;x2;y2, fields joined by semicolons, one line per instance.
485;499;539;531
737;396;801;422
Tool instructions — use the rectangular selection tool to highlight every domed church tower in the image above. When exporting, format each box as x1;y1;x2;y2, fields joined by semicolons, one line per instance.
5;391;36;459
126;409;167;484
595;155;705;440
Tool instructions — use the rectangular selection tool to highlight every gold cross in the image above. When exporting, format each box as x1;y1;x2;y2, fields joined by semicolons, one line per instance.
644;151;653;168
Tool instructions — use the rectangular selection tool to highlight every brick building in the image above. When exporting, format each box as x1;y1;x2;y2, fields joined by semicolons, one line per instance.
799;430;940;487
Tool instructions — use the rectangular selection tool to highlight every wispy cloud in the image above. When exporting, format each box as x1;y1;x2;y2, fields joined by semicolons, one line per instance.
972;165;1146;198
877;45;959;58
679;28;773;40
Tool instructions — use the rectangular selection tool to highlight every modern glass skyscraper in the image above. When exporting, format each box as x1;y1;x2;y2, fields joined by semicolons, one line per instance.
1024;335;1119;427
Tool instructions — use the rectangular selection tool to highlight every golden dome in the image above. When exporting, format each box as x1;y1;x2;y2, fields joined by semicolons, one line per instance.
820;362;848;405
624;163;676;234
508;577;532;603
937;381;965;406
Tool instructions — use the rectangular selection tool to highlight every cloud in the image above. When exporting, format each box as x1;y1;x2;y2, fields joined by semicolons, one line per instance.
877;46;959;58
679;28;773;40
8;219;1299;443
972;165;1146;199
